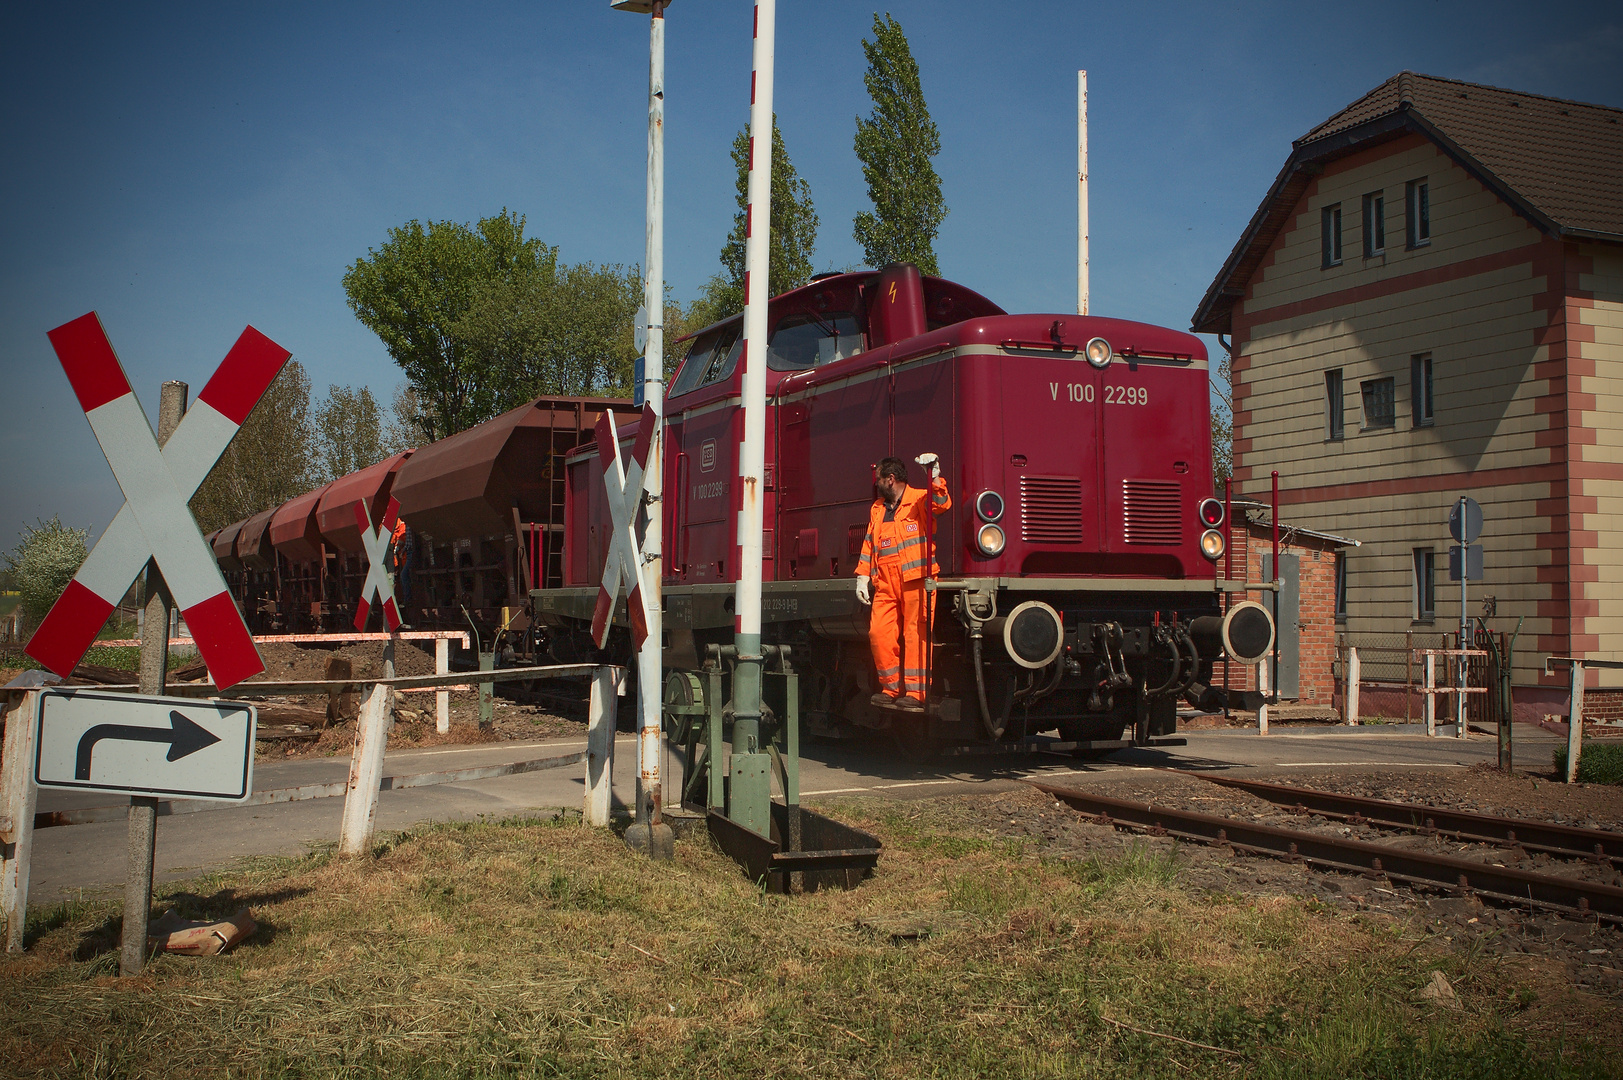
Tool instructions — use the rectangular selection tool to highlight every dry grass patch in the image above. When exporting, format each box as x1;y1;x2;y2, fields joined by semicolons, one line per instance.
0;800;1616;1079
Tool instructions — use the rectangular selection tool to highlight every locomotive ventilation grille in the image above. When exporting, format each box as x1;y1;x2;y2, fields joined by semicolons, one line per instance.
1122;479;1183;545
1019;476;1084;543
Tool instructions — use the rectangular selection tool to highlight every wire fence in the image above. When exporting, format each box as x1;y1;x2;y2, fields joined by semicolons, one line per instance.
1334;629;1508;725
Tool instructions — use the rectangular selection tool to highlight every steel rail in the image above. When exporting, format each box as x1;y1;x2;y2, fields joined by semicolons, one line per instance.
1029;780;1623;922
1178;771;1623;865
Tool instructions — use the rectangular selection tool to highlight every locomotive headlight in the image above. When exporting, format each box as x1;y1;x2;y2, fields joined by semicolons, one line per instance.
1200;529;1225;561
975;490;1004;522
976;523;1006;557
1198;497;1225;528
1085;337;1113;369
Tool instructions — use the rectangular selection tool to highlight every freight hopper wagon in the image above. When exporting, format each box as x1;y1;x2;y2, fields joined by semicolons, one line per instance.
539;264;1274;753
387;396;642;653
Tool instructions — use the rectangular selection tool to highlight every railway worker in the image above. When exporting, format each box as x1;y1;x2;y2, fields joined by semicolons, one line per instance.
856;453;951;711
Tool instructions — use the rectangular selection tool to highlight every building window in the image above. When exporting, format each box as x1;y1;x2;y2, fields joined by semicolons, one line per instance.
1406;179;1430;248
1362;191;1385;257
1360;377;1395;430
1335;553;1348;623
1412;548;1436;621
1325;369;1344;440
1411;353;1434;427
1321;204;1343;267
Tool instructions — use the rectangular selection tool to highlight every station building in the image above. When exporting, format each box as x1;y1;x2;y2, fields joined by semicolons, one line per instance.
1192;72;1623;720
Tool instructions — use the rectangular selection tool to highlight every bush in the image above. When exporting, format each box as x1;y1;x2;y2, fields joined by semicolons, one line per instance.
1553;740;1623;785
3;517;89;622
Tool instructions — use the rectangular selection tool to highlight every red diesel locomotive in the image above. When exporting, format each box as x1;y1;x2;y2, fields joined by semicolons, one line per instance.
538;263;1274;750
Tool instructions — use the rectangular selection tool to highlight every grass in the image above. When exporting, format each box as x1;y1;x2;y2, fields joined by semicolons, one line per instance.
1555;741;1623;785
1;803;1615;1079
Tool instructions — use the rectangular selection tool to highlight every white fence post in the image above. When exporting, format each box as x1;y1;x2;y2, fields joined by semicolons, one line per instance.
585;666;620;827
1424;653;1436;737
338;682;393;856
1256;660;1269;735
1347;647;1361;726
435;637;450;734
1;690;39;952
1568;662;1585;784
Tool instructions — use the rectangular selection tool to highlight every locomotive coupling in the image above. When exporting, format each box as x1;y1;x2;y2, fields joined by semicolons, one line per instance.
1188;601;1275;665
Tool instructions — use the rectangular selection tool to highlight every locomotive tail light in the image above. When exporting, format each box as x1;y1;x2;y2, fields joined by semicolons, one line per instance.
1198;497;1225;528
1200;529;1225;561
975;490;1005;522
975;522;1006;557
1085;337;1113;369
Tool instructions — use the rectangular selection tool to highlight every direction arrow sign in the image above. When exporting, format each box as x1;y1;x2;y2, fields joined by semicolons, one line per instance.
34;688;255;801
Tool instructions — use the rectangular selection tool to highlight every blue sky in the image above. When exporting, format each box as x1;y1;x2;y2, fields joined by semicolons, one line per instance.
3;1;1619;554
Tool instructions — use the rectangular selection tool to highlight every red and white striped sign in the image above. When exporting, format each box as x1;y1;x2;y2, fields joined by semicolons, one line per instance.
590;405;656;650
26;312;290;689
352;496;402;633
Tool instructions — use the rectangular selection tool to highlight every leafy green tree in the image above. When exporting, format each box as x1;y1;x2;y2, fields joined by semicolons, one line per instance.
1212;351;1234;494
714;116;819;322
5;517;90;622
852;13;947;274
345;210;643;428
313;384;387;484
343;210;557;439
190;361;315;532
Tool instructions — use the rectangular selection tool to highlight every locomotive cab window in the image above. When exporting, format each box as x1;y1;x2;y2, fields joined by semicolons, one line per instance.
669;324;742;398
767;312;862;371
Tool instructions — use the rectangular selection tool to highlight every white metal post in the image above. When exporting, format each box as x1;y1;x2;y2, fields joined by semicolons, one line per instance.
1077;69;1089;316
1347;647;1360;725
1424;653;1436;736
1256;660;1269;735
730;0;775;754
435;637;450;733
635;0;669;839
1567;661;1585;784
1;690;40;953
585;665;620;825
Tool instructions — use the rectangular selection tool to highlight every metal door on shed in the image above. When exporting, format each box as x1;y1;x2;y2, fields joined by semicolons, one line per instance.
1262;552;1300;700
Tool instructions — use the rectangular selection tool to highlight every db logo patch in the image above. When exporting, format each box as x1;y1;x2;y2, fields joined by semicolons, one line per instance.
905;522;918;533
700;439;717;473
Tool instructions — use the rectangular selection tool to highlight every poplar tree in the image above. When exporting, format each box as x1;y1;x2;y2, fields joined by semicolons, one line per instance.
712;115;819;321
853;13;946;275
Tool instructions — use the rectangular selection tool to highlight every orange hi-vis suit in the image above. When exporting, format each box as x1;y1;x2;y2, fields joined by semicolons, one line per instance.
856;476;951;702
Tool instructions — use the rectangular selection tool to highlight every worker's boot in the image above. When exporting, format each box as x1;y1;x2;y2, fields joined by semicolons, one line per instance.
895;696;925;712
870;692;899;708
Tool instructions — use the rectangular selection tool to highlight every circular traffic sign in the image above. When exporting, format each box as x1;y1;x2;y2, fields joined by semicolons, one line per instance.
1449;497;1483;544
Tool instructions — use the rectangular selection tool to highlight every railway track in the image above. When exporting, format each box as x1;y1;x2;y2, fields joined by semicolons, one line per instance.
1028;779;1623;923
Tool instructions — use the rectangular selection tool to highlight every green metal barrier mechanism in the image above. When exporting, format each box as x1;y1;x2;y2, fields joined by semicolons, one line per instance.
664;644;881;892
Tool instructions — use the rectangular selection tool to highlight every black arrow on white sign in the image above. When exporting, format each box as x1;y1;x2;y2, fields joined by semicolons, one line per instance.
75;710;222;780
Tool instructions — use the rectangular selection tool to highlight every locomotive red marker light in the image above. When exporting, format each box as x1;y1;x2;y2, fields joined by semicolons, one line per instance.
975;490;1005;522
1199;497;1225;527
1085;336;1112;368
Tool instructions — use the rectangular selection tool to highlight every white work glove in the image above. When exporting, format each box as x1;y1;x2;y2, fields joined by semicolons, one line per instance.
915;452;941;481
856;574;872;605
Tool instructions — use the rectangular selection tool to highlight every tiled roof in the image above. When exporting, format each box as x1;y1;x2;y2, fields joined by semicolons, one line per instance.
1300;72;1623;238
1192;72;1623;334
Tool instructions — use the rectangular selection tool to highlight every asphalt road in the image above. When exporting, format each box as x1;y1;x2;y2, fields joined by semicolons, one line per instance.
23;720;1565;901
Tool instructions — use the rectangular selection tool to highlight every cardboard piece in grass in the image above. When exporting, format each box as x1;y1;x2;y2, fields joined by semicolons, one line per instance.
26;313;289;689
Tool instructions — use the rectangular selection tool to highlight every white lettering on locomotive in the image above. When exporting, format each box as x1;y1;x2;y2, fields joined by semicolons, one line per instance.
1047;382;1145;405
692;480;725;501
700;439;717;473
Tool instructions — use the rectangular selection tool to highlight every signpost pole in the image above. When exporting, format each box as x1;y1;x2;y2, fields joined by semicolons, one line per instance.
1457;497;1468;739
122;379;187;977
